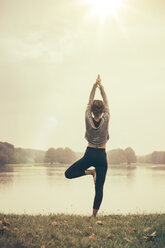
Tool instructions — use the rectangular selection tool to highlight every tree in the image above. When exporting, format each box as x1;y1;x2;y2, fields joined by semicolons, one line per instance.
13;148;28;164
151;151;165;164
0;150;8;165
44;147;77;165
0;142;15;166
124;147;136;164
44;148;56;164
107;149;127;164
62;147;77;164
54;148;64;163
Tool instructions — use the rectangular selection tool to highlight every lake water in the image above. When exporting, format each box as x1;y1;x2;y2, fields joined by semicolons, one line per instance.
0;164;165;216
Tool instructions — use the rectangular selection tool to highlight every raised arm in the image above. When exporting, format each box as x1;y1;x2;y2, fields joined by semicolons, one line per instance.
99;85;110;115
97;75;110;115
88;82;98;106
85;82;97;117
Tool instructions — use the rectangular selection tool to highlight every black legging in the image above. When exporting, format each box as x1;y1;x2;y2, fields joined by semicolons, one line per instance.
64;146;108;210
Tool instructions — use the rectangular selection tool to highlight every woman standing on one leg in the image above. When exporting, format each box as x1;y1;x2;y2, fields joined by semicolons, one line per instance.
65;74;110;218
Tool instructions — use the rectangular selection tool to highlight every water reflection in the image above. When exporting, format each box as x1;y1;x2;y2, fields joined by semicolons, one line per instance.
0;164;165;215
0;165;14;188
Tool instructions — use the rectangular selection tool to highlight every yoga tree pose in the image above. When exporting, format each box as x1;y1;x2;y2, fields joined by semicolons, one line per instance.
65;74;110;218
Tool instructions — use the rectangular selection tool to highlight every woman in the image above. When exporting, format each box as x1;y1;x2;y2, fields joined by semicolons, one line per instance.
65;74;110;218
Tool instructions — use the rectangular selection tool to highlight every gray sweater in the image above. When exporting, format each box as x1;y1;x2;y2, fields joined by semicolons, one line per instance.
85;83;110;147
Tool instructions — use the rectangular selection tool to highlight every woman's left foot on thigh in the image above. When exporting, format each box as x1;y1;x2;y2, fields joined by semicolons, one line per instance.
91;169;96;184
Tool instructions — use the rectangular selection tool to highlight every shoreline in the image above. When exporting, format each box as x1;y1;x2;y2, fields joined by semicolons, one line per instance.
5;163;165;168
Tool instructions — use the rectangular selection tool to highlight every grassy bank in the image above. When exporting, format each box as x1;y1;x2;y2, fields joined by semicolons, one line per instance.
0;213;165;248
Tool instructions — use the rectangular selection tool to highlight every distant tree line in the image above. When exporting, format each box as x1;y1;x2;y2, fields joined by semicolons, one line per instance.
137;151;165;164
44;147;77;164
0;141;45;166
0;141;76;166
1;141;165;166
107;147;137;165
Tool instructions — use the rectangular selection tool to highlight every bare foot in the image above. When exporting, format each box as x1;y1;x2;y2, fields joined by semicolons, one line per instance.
85;169;96;183
91;169;96;184
87;215;96;220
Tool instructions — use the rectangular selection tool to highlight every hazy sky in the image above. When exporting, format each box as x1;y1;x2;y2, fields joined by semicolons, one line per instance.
0;0;165;155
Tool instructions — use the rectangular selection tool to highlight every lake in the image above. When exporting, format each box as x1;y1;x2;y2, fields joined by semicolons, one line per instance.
0;164;165;215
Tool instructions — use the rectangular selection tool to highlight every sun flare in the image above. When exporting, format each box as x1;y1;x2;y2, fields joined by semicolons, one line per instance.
85;0;124;20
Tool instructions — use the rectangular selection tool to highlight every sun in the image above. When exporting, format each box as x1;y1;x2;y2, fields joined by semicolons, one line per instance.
85;0;124;20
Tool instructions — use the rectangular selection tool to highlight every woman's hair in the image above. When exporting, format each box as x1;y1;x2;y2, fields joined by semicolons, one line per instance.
91;100;105;118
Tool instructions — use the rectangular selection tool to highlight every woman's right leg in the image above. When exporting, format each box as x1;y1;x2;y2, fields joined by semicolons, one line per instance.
65;156;91;179
93;166;107;210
